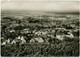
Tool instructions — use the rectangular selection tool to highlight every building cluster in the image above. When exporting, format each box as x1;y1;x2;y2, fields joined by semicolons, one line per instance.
1;15;79;45
1;27;75;45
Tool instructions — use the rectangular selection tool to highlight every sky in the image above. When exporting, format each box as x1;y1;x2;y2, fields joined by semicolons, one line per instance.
1;0;79;13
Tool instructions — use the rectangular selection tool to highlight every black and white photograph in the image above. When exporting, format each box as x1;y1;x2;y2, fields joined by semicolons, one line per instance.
1;0;79;56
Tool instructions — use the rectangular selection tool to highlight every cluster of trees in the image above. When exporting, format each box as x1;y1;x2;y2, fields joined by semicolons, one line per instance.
1;38;79;56
1;14;79;56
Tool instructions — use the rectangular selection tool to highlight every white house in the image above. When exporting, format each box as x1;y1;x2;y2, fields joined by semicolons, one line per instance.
56;35;64;40
11;36;26;44
65;32;74;38
6;39;10;44
30;37;44;43
30;39;35;42
11;40;16;44
20;36;26;44
9;30;15;33
1;41;7;45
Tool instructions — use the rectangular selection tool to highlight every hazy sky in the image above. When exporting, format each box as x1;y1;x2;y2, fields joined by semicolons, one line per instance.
1;0;79;12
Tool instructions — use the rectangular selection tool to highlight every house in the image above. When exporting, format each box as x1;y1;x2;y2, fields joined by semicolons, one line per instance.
1;39;11;45
54;28;65;40
9;30;15;33
55;28;66;31
41;31;48;35
32;30;36;33
17;36;26;44
34;30;46;36
20;36;26;44
1;36;26;45
21;28;30;34
1;41;6;45
17;36;21;39
11;36;26;44
11;40;16;44
23;28;29;31
30;39;35;42
56;35;64;40
6;39;10;44
1;38;7;45
65;32;74;39
30;37;44;43
35;31;42;36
